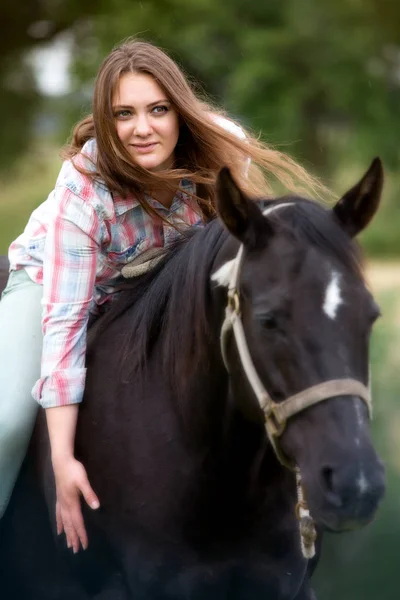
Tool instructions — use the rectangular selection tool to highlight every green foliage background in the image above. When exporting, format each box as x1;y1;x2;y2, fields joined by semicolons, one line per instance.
0;2;399;598
1;0;400;256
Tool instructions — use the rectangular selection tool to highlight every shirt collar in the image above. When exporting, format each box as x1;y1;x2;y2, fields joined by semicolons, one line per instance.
113;179;196;216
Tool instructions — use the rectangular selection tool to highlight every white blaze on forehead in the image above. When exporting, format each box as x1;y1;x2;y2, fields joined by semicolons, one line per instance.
323;271;343;319
211;259;236;287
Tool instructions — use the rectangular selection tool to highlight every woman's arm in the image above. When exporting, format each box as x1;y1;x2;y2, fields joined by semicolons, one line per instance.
46;403;78;463
35;184;103;552
34;185;102;409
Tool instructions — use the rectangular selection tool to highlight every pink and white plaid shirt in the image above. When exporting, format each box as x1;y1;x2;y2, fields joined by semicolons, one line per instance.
8;139;202;408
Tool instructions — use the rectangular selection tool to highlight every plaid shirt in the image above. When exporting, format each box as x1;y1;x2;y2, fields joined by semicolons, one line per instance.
8;139;202;408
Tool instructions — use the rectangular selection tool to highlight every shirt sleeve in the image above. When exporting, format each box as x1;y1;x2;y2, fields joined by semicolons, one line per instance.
32;185;102;409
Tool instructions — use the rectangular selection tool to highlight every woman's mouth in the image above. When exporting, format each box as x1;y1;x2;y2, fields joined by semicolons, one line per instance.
131;142;158;154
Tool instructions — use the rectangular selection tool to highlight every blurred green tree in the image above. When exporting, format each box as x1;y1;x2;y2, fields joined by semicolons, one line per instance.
0;0;103;167
2;0;400;174
63;0;400;175
2;1;400;255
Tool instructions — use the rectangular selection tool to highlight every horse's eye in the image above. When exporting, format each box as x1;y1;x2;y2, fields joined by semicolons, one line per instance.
259;313;278;330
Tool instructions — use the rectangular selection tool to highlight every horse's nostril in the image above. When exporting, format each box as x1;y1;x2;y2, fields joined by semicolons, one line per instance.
322;467;334;493
321;466;343;507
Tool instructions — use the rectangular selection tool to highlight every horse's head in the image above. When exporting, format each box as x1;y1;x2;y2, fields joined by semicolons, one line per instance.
213;160;385;532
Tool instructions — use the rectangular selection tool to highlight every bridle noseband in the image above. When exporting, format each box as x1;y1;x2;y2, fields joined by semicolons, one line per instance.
218;203;372;558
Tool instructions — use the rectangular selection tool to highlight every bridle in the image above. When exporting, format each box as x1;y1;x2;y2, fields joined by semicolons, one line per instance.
217;203;372;558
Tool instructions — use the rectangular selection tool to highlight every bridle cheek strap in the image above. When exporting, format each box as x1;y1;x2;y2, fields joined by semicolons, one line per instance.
220;286;372;560
221;265;372;469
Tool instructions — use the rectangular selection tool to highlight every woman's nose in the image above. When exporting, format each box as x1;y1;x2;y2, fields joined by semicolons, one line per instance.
134;114;152;136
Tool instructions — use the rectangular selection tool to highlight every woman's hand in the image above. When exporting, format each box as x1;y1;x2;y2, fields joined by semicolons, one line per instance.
52;456;100;553
45;405;100;552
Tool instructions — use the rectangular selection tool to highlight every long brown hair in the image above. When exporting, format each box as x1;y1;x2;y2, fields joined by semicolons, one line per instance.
63;38;324;221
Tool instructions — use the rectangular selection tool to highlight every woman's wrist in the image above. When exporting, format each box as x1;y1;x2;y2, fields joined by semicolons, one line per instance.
45;404;79;468
51;450;75;468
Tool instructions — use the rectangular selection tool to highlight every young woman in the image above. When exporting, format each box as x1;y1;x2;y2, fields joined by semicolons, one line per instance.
0;39;320;554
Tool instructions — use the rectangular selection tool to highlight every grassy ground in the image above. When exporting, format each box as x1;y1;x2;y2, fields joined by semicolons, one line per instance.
0;143;62;254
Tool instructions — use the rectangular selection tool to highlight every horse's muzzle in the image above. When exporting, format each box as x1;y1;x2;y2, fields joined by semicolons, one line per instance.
305;453;386;531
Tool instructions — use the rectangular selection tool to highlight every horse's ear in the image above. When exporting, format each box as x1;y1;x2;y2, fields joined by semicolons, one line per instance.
333;158;383;237
216;167;273;246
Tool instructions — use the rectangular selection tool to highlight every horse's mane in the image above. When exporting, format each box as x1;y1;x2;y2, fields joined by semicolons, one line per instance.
88;218;229;386
89;197;364;391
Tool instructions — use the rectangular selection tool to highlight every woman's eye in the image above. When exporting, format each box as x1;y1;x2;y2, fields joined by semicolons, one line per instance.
152;105;168;115
115;110;132;119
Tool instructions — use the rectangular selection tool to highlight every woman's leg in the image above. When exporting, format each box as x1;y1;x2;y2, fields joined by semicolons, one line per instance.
0;270;43;517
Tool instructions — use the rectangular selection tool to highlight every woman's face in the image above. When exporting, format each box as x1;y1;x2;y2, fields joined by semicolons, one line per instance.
112;72;180;172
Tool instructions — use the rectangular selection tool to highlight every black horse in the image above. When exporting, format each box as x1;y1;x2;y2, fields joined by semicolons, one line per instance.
0;162;385;599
